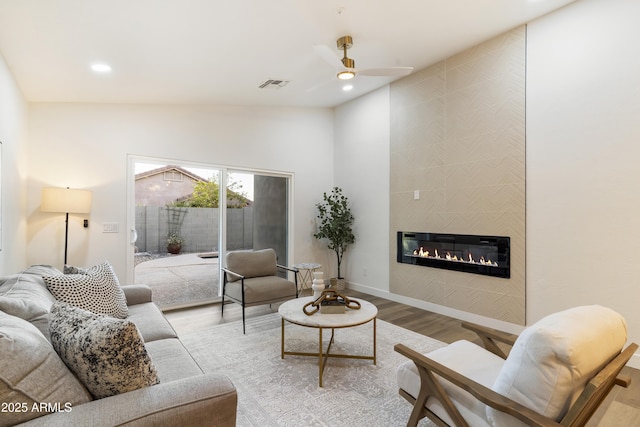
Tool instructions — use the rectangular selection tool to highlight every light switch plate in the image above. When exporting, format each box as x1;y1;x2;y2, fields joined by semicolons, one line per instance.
102;223;119;233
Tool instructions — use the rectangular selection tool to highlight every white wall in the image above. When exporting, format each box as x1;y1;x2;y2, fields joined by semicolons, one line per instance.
333;86;390;292
26;103;334;280
527;0;640;365
0;53;29;274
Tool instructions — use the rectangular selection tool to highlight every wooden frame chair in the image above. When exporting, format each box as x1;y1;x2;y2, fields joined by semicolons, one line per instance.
395;305;637;427
221;248;298;334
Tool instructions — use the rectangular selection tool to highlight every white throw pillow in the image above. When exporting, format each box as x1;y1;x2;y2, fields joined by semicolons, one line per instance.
487;305;627;426
44;260;128;319
49;302;159;399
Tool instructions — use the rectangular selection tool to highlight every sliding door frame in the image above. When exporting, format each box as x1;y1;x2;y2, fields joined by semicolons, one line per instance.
126;154;294;293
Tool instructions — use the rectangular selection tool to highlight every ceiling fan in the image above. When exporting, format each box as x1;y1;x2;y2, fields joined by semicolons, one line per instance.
315;35;413;80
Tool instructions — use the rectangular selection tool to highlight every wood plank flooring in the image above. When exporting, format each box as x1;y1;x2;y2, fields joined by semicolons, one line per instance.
164;289;640;426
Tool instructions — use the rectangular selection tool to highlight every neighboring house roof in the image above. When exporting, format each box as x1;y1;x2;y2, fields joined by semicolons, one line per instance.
134;165;252;207
135;165;209;207
134;165;208;182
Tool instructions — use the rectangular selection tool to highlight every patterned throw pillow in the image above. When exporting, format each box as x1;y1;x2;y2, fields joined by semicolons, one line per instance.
49;302;159;399
44;261;128;319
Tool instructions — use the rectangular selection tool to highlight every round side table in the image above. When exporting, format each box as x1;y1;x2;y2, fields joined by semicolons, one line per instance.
292;263;322;292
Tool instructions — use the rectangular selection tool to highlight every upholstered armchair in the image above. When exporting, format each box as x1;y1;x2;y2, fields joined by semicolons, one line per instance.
221;248;298;334
395;305;637;427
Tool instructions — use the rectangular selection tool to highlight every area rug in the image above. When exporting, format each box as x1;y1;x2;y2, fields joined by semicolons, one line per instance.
180;312;443;427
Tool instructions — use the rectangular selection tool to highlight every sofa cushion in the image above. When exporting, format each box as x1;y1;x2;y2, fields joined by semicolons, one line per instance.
49;302;159;399
0;265;60;337
225;249;277;282
43;261;128;319
488;305;627;426
126;302;178;342
144;338;204;383
0;311;91;425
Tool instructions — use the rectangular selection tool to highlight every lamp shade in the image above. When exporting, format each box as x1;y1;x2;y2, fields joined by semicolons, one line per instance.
41;188;92;214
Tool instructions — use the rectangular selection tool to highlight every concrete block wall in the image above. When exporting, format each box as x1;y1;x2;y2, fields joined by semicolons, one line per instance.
135;206;253;254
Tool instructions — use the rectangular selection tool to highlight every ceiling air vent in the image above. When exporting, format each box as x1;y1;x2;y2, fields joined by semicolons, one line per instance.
258;79;290;90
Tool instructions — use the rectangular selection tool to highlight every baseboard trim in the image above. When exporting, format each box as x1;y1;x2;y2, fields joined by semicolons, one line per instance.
348;281;523;335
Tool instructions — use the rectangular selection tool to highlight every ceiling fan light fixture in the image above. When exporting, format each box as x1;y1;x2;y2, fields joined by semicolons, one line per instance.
90;63;112;73
337;70;355;80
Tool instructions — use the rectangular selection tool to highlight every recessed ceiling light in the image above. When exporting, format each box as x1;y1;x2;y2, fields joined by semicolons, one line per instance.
342;84;353;91
90;63;112;73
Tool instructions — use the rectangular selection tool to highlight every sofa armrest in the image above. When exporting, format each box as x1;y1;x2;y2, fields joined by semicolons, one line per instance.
122;284;153;305
20;373;237;427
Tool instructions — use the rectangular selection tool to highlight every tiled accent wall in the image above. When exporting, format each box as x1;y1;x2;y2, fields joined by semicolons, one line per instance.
389;26;526;324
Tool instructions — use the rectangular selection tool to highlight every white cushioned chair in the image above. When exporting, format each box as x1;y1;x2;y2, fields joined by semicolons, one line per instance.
395;305;637;427
221;248;298;334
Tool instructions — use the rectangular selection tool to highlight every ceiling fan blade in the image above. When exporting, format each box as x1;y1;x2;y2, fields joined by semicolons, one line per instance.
313;44;343;70
357;67;414;77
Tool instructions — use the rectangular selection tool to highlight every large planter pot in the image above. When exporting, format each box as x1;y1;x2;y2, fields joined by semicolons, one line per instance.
167;243;182;254
329;277;347;290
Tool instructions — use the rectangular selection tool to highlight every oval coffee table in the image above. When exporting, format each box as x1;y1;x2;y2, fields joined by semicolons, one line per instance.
278;296;378;387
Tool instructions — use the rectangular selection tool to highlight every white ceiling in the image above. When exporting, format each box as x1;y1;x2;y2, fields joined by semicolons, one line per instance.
0;0;577;108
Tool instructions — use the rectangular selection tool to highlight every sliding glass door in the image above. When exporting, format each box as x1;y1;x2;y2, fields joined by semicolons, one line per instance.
226;171;289;264
128;156;292;310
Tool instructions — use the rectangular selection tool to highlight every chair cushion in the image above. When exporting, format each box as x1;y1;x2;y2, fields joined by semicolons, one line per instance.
0;311;91;425
225;276;296;305
397;340;504;427
226;249;277;282
488;305;627;427
49;302;159;399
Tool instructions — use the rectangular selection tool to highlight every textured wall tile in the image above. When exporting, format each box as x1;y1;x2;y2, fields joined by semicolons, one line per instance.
390;26;526;325
445;285;525;324
445;127;525;165
446;27;526;71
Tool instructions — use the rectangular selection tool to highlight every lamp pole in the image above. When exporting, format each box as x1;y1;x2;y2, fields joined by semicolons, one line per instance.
64;212;70;265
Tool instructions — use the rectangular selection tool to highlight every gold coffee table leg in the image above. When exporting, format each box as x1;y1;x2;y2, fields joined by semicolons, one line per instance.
318;327;323;387
281;317;285;359
373;317;377;365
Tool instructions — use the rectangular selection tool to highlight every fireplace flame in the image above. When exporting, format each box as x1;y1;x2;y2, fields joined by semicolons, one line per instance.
412;247;498;267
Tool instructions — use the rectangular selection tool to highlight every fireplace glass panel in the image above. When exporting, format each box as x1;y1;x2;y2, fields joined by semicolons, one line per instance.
397;232;510;278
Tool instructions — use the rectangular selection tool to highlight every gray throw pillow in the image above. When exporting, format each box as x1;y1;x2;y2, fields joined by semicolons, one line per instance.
0;265;61;337
44;260;128;319
0;311;91;425
63;264;90;274
49;302;159;399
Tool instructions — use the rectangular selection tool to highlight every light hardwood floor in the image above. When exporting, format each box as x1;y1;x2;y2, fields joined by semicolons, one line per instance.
164;289;640;426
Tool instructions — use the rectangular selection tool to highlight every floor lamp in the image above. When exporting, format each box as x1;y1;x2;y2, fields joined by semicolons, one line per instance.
41;187;92;265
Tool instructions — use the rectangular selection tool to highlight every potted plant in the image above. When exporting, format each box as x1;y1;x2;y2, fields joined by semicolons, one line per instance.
167;233;184;254
314;187;355;289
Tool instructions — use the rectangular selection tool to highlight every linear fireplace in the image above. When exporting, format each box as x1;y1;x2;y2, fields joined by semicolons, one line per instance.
397;232;510;278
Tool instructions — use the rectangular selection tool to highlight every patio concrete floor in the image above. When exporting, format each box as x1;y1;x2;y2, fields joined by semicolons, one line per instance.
134;252;219;310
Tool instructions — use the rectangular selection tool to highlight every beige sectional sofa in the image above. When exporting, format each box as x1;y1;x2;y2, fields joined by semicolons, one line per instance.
0;265;237;427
